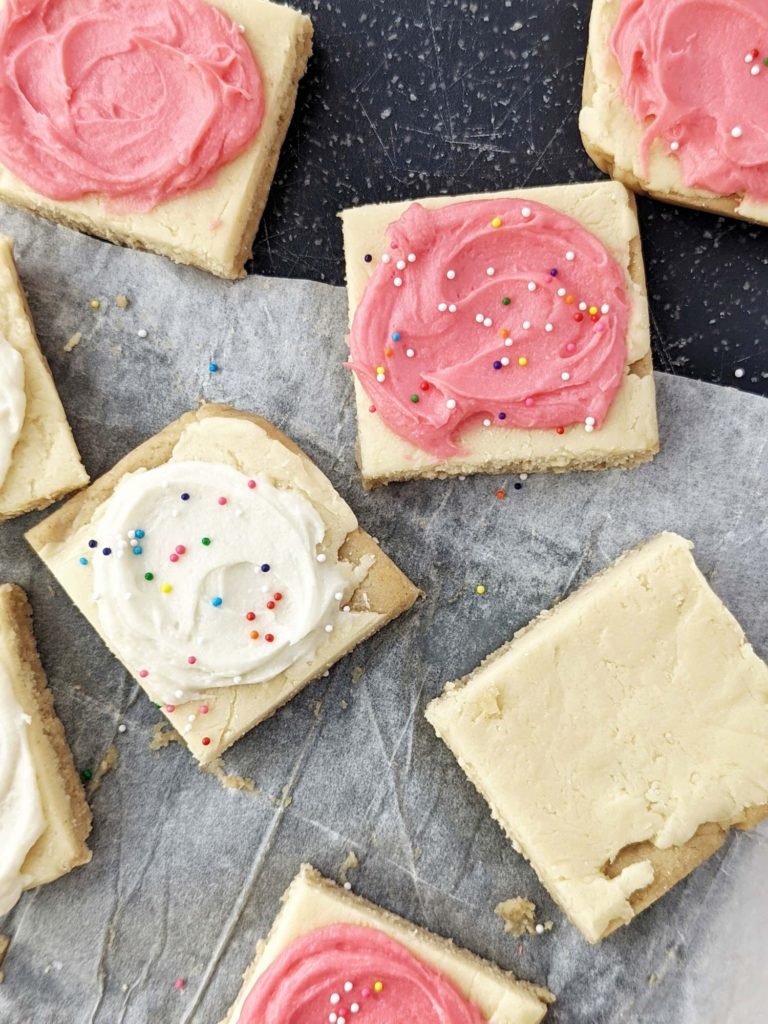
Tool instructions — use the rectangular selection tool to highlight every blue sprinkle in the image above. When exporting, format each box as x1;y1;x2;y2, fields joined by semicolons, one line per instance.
208;362;219;373
133;546;143;555
211;596;223;607
103;547;112;556
88;539;97;549
391;331;401;342
550;267;558;277
260;563;270;573
180;492;190;501
134;529;145;539
79;557;88;566
498;412;507;421
493;360;502;370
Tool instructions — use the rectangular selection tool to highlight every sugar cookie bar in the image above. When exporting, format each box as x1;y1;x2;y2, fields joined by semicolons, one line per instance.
0;0;312;278
26;405;418;764
0;584;91;916
341;181;658;488
220;865;552;1024
0;237;87;520
426;533;768;943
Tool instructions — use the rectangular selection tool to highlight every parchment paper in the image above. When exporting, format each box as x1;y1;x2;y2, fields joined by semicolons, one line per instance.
0;206;765;1024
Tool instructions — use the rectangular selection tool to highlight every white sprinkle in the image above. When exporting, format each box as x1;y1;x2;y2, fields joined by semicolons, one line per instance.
342;605;350;613
535;923;545;935
585;424;594;433
351;1004;360;1013
527;282;536;292
393;277;403;287
343;982;353;993
234;676;242;684
376;373;385;382
334;591;343;600
137;328;148;338
579;301;588;311
118;724;127;734
448;304;457;313
585;416;596;426
522;320;531;329
187;714;196;723
521;206;531;218
338;1018;346;1024
486;267;495;276
601;303;610;314
406;347;415;357
483;418;492;427
745;52;755;63
325;624;334;633
175;690;183;699
520;473;528;480
504;337;513;347
128;530;136;539
483;317;493;327
438;302;448;311
731;125;743;138
343;882;352;891
565;250;575;261
545;323;553;332
734;367;745;378
381;254;391;264
475;313;485;323
557;287;566;297
446;269;456;279
670;140;680;152
330;994;340;1006
330;1015;337;1024
501;356;510;366
561;371;571;381
396;259;406;270
446;398;457;409
407;252;416;262
184;724;192;734
752;64;761;76
316;553;327;562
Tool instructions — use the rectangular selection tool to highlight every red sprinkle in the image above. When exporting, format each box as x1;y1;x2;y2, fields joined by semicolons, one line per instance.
419;381;429;391
274;592;283;601
199;704;209;715
187;656;196;665
574;312;584;322
556;426;565;435
218;496;227;505
266;600;275;609
174;979;186;991
201;737;211;746
139;669;148;678
246;611;256;621
265;633;275;643
170;553;179;562
368;404;376;413
176;545;186;555
165;704;176;713
247;479;256;489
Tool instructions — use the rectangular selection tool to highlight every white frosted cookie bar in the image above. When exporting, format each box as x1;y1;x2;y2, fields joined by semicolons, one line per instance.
26;405;418;764
220;865;552;1024
0;0;312;279
426;533;768;943
0;584;91;916
0;237;87;521
340;181;658;488
580;0;768;224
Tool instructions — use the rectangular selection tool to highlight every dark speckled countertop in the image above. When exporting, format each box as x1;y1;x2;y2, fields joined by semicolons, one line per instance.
247;0;768;397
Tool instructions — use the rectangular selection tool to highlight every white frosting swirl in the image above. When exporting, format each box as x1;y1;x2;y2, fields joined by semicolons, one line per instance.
0;662;44;916
0;333;25;489
87;461;357;703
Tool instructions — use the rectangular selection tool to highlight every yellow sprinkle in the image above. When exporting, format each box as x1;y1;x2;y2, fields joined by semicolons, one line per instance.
376;365;385;375
475;584;486;595
588;305;598;315
89;298;101;309
518;356;528;367
491;217;502;229
161;584;172;594
373;981;384;993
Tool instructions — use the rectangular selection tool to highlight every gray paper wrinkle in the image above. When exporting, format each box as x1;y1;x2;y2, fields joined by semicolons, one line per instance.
0;205;765;1024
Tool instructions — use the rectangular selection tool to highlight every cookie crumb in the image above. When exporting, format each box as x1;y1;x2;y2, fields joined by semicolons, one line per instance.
63;332;82;352
86;745;118;796
495;897;537;937
201;758;258;794
339;850;359;885
149;722;182;750
0;934;10;983
114;294;129;309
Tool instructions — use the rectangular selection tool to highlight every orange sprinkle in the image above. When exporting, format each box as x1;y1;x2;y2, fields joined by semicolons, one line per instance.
384;347;393;357
499;328;510;339
495;489;507;500
250;630;260;640
565;295;575;304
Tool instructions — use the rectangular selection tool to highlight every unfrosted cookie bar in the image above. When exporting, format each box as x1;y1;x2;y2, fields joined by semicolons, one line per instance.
580;0;768;224
0;0;312;279
26;405;418;764
341;181;658;488
426;533;768;943
0;237;87;521
0;584;91;916
220;865;553;1024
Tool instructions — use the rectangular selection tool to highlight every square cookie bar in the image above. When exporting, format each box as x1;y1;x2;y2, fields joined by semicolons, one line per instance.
0;236;87;520
580;0;768;224
26;405;419;765
0;584;91;916
220;865;553;1024
341;181;658;487
426;533;768;943
0;0;312;279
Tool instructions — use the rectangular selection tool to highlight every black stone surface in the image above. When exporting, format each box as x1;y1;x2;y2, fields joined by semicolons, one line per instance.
247;0;768;397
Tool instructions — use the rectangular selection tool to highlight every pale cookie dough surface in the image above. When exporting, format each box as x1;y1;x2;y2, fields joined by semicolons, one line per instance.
426;532;768;944
0;237;87;520
26;406;418;764
0;0;313;279
0;584;91;904
580;0;768;224
221;865;552;1024
341;181;658;486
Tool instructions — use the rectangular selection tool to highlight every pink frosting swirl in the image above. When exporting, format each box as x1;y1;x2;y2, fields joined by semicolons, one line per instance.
611;0;768;199
348;199;629;458
0;0;264;211
237;924;487;1024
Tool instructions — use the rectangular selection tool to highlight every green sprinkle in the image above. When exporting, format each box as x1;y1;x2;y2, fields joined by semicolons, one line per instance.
81;768;93;782
410;394;419;403
501;297;511;305
201;537;211;546
144;572;154;581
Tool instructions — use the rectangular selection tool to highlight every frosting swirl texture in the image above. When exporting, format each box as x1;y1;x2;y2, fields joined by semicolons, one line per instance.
348;199;629;457
0;333;25;489
0;662;44;916
612;0;768;199
238;924;487;1024
0;0;264;210
84;461;354;704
